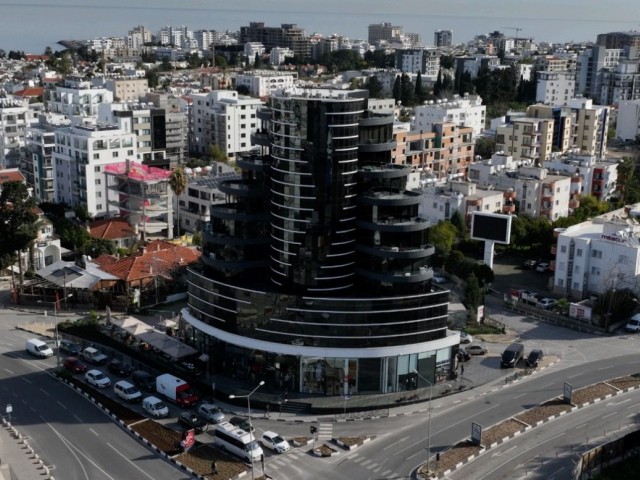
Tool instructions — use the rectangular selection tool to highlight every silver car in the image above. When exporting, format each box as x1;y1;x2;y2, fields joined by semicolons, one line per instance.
197;403;225;424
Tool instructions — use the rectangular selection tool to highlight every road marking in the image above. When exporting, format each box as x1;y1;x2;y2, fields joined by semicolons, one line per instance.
73;414;83;422
513;393;526;399
57;401;67;410
546;432;566;442
383;435;410;450
89;428;99;437
602;412;618;420
576;422;588;429
597;365;614;371
3;368;14;375
610;398;631;406
39;388;50;396
21;377;32;384
492;445;518;457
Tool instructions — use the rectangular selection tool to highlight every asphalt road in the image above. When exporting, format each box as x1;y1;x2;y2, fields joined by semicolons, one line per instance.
0;308;190;480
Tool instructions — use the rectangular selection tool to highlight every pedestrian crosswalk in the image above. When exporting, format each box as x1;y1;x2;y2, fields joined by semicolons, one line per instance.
349;453;396;478
317;422;333;440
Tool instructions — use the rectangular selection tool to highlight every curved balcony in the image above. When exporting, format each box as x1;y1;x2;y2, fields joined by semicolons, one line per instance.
358;163;410;179
358;189;423;207
359;116;394;127
201;253;267;271
204;232;268;247
357;217;430;233
257;109;272;122
236;154;270;172
358;140;397;153
218;180;264;198
356;243;435;259
209;205;268;222
356;267;433;284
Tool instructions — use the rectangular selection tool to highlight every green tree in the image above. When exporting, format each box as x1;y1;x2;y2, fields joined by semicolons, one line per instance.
392;75;401;104
475;136;495;158
169;167;188;238
366;76;384;99
450;210;466;238
400;73;415;106
429;221;458;255
613;156;640;206
0;182;38;273
209;144;227;163
415;71;426;104
464;272;483;320
434;70;443;98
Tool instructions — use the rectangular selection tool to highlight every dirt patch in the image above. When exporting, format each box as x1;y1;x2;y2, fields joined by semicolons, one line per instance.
482;418;528;445
608;375;640;391
514;398;573;426
292;436;311;447
416;440;482;477
313;444;339;457
336;436;366;447
174;444;250;479
130;419;184;455
572;382;619;405
17;321;55;338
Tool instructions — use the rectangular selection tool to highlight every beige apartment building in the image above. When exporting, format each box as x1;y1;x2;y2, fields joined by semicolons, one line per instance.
495;117;554;163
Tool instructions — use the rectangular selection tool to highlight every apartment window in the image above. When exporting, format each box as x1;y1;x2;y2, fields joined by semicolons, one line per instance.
591;266;600;275
619;255;629;264
94;166;101;172
96;204;103;210
95;179;101;185
576;248;582;257
96;192;102;198
574;266;580;274
591;249;603;259
560;245;567;253
128;150;134;156
557;279;564;287
573;282;580;290
527;203;532;209
93;153;100;159
112;151;119;158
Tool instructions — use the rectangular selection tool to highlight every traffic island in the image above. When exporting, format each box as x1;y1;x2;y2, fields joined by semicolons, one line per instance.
291;436;312;447
312;444;339;457
482;419;529;447
416;440;484;478
334;436;374;451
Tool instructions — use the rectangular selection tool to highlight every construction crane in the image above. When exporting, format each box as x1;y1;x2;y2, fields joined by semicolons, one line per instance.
502;26;523;42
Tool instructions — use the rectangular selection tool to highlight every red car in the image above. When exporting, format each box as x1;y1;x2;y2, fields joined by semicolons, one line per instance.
64;356;88;374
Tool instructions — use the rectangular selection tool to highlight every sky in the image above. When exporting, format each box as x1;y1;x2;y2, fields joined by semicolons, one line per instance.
0;0;638;53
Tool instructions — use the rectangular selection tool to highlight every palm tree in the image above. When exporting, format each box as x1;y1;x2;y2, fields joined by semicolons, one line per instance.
168;166;188;239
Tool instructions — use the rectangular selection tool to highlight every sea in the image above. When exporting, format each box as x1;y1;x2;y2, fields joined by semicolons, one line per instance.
0;0;637;54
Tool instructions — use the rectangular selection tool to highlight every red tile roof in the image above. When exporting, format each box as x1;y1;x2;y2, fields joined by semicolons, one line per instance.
14;87;44;98
93;242;200;282
0;169;25;184
88;218;137;241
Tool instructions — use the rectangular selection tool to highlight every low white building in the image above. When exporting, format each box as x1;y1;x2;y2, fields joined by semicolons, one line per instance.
418;181;505;223
244;42;265;64
536;71;575;106
617;99;640;141
269;47;294;66
413;94;486;137
47;76;113;120
552;205;640;299
543;152;618;202
235;71;298;98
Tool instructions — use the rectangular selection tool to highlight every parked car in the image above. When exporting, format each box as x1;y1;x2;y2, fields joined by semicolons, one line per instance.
501;343;525;368
131;370;155;392
536;262;550;273
81;347;108;365
523;259;538;269
63;356;87;374
261;431;290;453
85;369;111;389
114;380;142;403
625;314;640;333
537;298;557;310
526;349;544;368
459;332;473;344
456;350;471;362
197;404;225;424
107;359;133;377
58;340;81;356
228;416;254;433
466;345;487;355
178;412;208;434
143;396;169;418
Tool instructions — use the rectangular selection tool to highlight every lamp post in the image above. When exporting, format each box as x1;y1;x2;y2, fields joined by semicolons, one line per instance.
229;380;265;480
37;299;60;369
412;369;434;474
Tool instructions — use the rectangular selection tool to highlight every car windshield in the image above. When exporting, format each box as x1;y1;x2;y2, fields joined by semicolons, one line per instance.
94;373;106;380
246;440;260;452
178;389;195;399
37;345;49;351
273;435;285;443
155;401;167;409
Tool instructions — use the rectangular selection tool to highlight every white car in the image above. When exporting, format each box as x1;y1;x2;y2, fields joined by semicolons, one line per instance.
261;431;290;453
197;403;225;424
459;332;473;344
537;298;557;309
536;262;550;273
85;369;111;389
143;396;169;418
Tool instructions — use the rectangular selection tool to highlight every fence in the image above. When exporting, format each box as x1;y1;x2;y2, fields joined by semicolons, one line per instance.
574;427;640;479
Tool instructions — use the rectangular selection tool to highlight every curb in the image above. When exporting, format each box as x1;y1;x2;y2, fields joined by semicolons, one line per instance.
334;436;373;451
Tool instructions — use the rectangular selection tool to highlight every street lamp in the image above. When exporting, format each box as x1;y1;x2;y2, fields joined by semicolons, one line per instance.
229;380;265;480
37;299;60;369
412;369;434;474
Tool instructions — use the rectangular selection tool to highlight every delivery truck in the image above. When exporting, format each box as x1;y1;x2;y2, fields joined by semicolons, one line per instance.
155;373;199;408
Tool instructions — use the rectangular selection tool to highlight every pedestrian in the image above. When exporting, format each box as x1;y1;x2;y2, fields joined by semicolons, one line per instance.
264;403;270;418
460;364;465;376
284;390;288;403
211;460;218;475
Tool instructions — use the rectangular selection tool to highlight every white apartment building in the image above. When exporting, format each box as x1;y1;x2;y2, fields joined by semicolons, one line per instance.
47;76;113;119
235;71;298;97
52;123;137;218
190;90;263;159
569;97;609;158
600;61;640;105
0;98;40;168
25;113;70;202
270;47;294;66
536;71;576;106
86;37;127;56
395;48;440;80
101;77;149;103
514;167;572;220
543;152;618;201
552;206;640;299
413;94;486;137
617;99;640;140
576;46;623;100
418;181;505;224
244;42;265;64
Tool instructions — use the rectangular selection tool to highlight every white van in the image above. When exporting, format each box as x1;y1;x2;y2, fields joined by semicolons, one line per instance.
213;421;263;462
25;338;53;358
114;380;142;403
625;314;640;333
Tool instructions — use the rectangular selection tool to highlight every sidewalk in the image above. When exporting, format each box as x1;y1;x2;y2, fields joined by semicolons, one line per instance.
0;418;52;480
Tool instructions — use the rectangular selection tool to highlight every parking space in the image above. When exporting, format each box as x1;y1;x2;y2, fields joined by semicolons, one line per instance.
490;254;554;296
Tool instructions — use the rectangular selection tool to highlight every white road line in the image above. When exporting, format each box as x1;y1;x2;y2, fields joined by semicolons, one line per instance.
89;428;99;437
513;393;526;399
360;459;373;467
405;450;423;461
21;377;32;384
383;435;410;450
602;412;618;420
73;414;82;422
3;368;14;375
576;422;588;429
597;366;615;371
492;445;518;457
610;398;631;406
39;388;50;396
57;401;67;410
107;442;155;480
